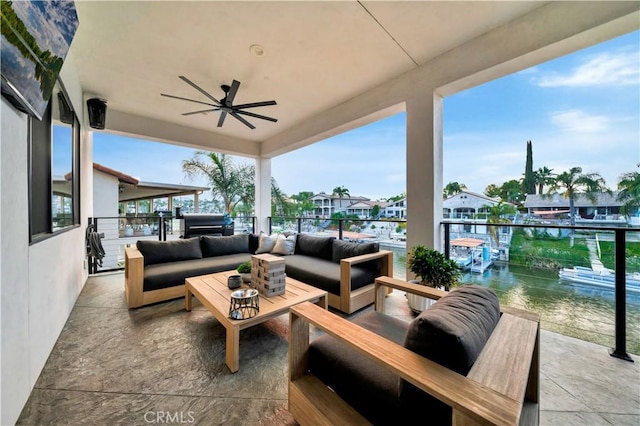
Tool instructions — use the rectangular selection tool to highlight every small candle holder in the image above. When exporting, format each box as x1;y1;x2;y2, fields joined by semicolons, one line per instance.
228;288;259;320
227;274;242;289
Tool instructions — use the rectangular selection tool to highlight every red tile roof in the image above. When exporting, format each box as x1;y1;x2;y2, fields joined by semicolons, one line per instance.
93;163;139;185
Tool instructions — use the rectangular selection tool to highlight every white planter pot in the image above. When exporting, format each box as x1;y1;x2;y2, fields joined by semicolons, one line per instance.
406;292;436;313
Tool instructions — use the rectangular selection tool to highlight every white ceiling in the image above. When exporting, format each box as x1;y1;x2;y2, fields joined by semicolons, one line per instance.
69;1;638;156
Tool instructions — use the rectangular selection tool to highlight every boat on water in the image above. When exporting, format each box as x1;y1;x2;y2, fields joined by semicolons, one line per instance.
450;237;494;273
559;266;640;294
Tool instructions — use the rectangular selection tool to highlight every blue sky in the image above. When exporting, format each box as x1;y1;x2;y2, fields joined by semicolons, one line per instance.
93;30;639;201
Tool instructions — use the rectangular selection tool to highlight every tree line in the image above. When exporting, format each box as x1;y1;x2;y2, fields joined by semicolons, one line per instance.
183;148;639;221
182;152;399;218
444;140;639;222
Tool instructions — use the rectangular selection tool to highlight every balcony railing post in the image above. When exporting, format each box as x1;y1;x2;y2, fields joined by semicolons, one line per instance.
297;218;302;234
338;219;343;240
159;216;166;241
610;228;633;362
444;222;450;259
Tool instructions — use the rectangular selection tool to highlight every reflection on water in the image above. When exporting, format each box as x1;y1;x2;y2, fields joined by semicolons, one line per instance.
381;243;640;355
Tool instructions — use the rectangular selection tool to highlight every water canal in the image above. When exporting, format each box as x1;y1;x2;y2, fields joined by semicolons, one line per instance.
380;243;640;355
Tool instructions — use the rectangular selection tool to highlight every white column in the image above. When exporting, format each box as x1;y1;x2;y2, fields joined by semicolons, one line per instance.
193;192;200;213
406;92;444;251
255;157;271;234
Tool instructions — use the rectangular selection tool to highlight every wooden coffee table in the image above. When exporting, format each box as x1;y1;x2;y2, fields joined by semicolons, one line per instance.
185;270;327;373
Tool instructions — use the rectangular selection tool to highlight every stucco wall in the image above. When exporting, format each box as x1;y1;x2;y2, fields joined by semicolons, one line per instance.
93;170;118;217
0;50;90;425
1;97;32;426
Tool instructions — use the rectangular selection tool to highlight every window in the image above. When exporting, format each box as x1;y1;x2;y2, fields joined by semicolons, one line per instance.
29;80;80;241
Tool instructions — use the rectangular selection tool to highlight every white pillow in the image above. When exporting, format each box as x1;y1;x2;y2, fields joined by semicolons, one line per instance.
255;232;278;254
271;233;297;255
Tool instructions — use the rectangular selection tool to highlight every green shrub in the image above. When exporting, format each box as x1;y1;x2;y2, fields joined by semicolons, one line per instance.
407;245;459;290
237;261;252;274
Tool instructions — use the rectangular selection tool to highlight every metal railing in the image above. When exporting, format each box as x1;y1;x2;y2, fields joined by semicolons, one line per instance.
87;215;256;273
268;216;407;241
443;221;638;362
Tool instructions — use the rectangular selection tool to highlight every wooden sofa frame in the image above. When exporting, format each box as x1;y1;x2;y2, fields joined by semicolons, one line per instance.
124;246;188;308
124;246;393;311
333;250;393;314
289;276;540;426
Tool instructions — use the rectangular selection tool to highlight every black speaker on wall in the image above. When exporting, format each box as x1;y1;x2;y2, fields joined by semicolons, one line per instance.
87;98;107;129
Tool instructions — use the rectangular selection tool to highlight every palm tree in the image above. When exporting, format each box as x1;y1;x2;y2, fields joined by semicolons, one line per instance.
547;166;610;226
183;152;248;215
332;186;350;211
270;179;290;216
617;167;640;216
484;201;516;247
183;152;281;215
443;182;467;199
533;167;555;195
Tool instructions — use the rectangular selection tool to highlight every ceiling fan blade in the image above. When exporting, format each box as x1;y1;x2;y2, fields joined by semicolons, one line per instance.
179;76;221;105
182;108;220;116
217;111;228;127
161;93;217;107
233;100;277;109
235;109;278;123
230;112;255;129
225;80;240;107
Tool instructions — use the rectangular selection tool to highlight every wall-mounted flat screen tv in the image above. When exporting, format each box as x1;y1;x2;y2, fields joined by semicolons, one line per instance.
1;0;79;120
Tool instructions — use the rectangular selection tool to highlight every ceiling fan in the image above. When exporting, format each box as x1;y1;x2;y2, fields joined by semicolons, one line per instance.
161;76;277;129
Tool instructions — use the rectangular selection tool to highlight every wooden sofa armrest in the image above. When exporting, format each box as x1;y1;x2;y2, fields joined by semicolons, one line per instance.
124;246;144;308
374;276;446;312
289;301;540;426
339;250;393;312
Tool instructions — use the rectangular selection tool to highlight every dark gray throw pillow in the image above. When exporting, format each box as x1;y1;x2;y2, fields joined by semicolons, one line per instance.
331;240;379;264
137;238;203;266
295;234;335;260
201;234;249;257
403;284;500;375
398;285;500;420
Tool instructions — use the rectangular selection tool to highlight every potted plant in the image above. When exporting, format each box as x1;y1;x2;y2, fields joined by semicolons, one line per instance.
237;261;252;283
406;245;460;312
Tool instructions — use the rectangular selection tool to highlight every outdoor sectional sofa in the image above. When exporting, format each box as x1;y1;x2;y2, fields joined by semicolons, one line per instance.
124;233;393;313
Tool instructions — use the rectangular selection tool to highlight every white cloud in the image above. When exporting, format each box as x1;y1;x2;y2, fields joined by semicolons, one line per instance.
550;109;609;132
537;50;639;87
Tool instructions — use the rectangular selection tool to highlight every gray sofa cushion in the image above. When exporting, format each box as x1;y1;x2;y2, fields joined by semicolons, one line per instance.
200;234;249;258
295;234;335;261
398;285;500;424
284;255;377;295
403;284;500;375
143;253;252;291
309;312;408;425
331;240;379;264
137;238;202;267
